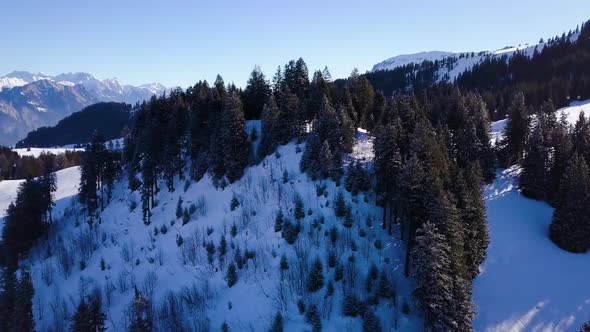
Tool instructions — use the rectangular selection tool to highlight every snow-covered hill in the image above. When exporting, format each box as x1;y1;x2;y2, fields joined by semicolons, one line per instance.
490;99;590;145
372;41;554;82
473;167;590;331
1;131;420;331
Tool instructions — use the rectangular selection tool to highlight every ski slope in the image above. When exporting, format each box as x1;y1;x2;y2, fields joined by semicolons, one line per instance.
12;147;84;158
474;167;590;331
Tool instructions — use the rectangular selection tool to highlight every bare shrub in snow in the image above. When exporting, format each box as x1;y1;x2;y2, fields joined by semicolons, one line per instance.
41;260;54;286
56;241;74;278
142;269;158;296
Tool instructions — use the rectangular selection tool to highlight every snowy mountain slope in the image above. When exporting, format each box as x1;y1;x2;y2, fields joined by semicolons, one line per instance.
0;80;97;145
372;51;456;72
473;167;590;332
12;147;85;158
373;40;552;82
9;132;420;331
490;99;590;145
0;166;80;230
0;71;166;104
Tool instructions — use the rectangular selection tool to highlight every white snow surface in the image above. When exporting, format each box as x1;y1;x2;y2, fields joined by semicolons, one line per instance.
6;135;420;331
372;51;456;72
473;166;590;331
0;166;80;230
490;99;590;145
12;147;84;157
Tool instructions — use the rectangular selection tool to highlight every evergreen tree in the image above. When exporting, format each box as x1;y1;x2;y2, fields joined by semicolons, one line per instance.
334;191;347;218
307;257;325;292
0;268;16;332
258;96;280;158
274;89;303;144
226;263;238;287
128;288;152;332
269;312;283;332
520;118;549;200
70;295;106;332
221;92;250;183
294;196;305;220
362;309;382;332
549;153;590;253
11;269;35;332
300;134;322;178
274;209;284;232
242;66;271;119
305;304;322;332
411;222;456;331
501;92;530;165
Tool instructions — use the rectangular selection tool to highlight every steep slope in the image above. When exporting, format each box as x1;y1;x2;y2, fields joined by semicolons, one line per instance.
10;132;420;331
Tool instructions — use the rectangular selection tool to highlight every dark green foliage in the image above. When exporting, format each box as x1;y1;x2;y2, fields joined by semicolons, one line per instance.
345;162;371;195
242;66;271;119
294;196;305;220
269;312;283;332
501;92;530;165
305;304;322;332
362;309;382;332
182;208;190;225
226;263;238;288
231;223;237;237
297;299;305;314
176;234;184;247
219;235;227;257
307;257;324;292
329;226;338;244
343;206;353;228
578;321;590;332
282;169;289;183
2;174;55;264
17;102;131;148
129;288;152;332
11;269;35;332
550;153;590;253
274;209;284;232
176;197;183;219
281;220;300;244
326;281;334;297
328;251;336;268
0;268;16;332
280;255;289;271
334;191;347;217
342;294;358;316
221;321;229;332
70;295;107;332
230;195;240;211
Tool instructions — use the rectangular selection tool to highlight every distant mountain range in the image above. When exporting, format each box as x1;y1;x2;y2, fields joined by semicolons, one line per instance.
0;71;166;145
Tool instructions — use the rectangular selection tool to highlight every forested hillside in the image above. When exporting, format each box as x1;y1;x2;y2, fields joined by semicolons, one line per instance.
16;102;132;148
0;19;589;332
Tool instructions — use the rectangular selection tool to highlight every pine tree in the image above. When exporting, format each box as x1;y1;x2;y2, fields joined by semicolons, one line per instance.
307;257;325;292
342;294;358;316
0;268;16;332
175;196;183;219
11;269;35;332
226;263;238;287
221;92;250;182
549;153;590;253
334;191;347;218
318;141;334;178
294;196;305;220
305;304;322;332
362;309;382;332
520;119;549;200
411;222;456;331
242;66;271;120
300;134;322;178
258;96;280;158
501;92;530;165
70;295;106;332
129;288;152;332
269;312;283;332
274;209;284;232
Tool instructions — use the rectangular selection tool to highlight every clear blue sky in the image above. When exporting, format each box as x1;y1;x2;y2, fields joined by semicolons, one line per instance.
1;0;588;88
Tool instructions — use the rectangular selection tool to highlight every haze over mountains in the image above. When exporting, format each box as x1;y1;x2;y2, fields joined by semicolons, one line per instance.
0;71;165;145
